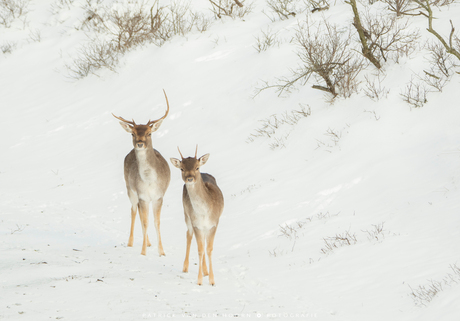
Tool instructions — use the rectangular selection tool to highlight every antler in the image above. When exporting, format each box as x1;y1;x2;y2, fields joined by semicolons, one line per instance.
112;113;136;126
177;146;184;159
147;89;170;126
195;144;198;158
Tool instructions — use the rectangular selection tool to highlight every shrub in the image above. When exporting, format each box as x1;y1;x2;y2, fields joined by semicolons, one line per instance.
67;0;212;78
255;17;364;100
0;0;29;28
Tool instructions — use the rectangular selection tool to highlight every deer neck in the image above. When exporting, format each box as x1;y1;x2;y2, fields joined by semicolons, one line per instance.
134;147;157;181
186;174;210;204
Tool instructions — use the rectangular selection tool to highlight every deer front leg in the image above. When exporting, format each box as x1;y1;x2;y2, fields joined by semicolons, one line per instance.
152;198;165;256
202;250;208;277
194;228;206;285
138;200;150;256
128;205;137;247
183;229;193;272
127;190;139;247
183;214;194;272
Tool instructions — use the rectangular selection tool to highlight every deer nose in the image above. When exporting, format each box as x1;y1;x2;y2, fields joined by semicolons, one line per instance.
187;177;194;183
137;143;144;148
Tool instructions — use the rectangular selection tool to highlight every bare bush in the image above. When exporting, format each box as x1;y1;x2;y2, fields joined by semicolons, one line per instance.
80;0;106;32
414;0;460;61
307;0;330;13
50;0;75;15
360;11;420;64
421;41;458;91
382;0;421;17
409;264;460;306
363;72;390;101
253;27;280;53
247;105;311;143
362;222;387;241
68;0;211;78
265;0;304;21
0;0;29;27
320;230;358;255
349;0;420;68
400;77;430;108
1;40;16;53
409;280;444;306
103;0;190;50
65;39;119;79
28;28;41;42
108;5;153;51
208;0;254;19
190;10;212;33
256;18;364;99
296;18;364;98
432;0;457;6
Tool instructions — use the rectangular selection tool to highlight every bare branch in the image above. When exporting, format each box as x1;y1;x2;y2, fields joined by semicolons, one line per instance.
413;0;460;61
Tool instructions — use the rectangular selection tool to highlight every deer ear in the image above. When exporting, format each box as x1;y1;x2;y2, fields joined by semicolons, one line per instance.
199;153;210;166
149;119;163;132
170;158;181;169
119;122;133;133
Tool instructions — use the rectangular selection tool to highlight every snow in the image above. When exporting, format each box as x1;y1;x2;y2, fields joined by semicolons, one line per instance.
1;0;460;320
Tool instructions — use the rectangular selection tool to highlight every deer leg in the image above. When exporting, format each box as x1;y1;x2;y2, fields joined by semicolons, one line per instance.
144;205;151;247
127;205;137;247
127;190;139;247
183;216;194;272
202;248;209;277
194;228;206;286
206;227;217;285
183;229;193;272
146;234;152;247
138;200;149;256
152;198;165;256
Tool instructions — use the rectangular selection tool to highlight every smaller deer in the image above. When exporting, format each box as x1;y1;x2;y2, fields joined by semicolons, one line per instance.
170;147;224;285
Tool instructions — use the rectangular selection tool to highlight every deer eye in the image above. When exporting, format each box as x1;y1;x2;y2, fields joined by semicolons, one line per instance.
147;133;151;136
196;167;199;171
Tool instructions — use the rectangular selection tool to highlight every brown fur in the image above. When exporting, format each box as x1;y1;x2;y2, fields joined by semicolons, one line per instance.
171;153;224;285
113;91;170;256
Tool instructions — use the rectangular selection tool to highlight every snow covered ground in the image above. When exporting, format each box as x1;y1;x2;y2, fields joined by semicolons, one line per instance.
1;0;460;320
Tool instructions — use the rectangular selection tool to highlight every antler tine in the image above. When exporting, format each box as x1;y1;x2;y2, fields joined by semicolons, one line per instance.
177;146;184;160
147;89;170;126
112;113;136;126
195;144;198;158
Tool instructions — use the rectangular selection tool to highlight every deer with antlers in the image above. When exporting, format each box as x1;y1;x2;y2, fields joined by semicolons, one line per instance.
170;146;224;285
112;90;171;256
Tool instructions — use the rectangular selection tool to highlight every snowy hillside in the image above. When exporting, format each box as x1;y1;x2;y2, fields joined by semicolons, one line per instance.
1;0;460;320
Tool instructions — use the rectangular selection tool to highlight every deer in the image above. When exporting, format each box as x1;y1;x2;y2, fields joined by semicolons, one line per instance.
170;146;224;286
112;90;171;256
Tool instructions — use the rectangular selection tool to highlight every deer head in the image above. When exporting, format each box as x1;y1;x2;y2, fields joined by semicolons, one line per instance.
112;90;169;150
170;146;210;184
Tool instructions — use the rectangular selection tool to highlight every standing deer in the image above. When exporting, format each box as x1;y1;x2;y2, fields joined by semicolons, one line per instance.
170;147;224;285
112;90;171;256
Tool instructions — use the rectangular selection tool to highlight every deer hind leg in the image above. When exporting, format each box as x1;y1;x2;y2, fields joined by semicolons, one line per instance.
152;198;165;256
206;227;217;285
194;228;206;285
138;199;150;256
183;216;194;273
